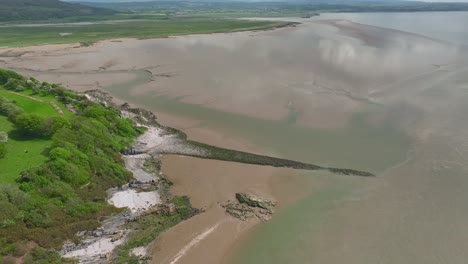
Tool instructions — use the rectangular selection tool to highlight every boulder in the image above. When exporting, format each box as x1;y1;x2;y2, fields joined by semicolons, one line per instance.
223;193;277;222
235;193;276;210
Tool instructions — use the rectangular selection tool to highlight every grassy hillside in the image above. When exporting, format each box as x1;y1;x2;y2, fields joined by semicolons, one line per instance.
0;0;115;22
0;68;140;263
0;91;53;184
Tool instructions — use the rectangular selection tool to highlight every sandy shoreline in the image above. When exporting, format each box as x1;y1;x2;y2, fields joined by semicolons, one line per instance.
146;107;315;264
150;155;314;264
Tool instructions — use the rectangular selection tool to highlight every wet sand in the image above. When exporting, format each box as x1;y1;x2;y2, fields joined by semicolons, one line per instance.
151;155;314;264
0;31;321;263
147;109;315;264
1;14;468;264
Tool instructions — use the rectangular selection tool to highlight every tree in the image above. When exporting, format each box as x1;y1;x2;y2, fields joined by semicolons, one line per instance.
39;116;70;138
0;99;25;122
15;114;44;137
4;78;26;92
0;69;23;84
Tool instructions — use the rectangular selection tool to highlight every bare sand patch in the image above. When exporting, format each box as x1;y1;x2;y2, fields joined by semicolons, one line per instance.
108;189;161;213
0;22;389;130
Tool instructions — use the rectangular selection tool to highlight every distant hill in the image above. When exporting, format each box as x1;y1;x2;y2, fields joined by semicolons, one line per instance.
74;0;468;13
0;0;116;22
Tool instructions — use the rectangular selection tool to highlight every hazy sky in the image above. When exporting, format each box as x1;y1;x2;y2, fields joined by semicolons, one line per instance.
417;0;468;1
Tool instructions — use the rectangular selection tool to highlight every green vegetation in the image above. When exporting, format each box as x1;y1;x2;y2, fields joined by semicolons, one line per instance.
25;247;75;264
0;68;141;262
0;0;115;22
0;126;50;183
183;140;374;177
0;91;54;183
114;196;198;264
0;18;290;48
154;126;373;176
0;142;6;159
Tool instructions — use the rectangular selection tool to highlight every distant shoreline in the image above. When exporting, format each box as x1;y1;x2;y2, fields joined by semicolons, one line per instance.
0;19;297;48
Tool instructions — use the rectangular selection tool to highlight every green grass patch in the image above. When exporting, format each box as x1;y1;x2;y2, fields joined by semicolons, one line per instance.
0;85;72;117
0;90;58;117
0;87;67;183
0;18;289;48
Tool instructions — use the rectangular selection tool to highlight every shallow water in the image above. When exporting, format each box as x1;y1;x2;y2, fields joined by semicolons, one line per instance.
229;13;468;264
317;12;468;46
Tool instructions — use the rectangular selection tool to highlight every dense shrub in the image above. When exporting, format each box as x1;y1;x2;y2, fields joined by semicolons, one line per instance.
24;247;74;264
0;142;6;159
0;69;24;84
0;131;7;143
5;78;26;92
0;202;20;228
0;97;25;122
15;114;44;137
39;116;70;138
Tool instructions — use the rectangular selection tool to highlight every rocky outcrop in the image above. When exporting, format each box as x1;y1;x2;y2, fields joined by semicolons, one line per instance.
222;193;277;222
85;89;375;178
140;203;177;217
235;193;276;210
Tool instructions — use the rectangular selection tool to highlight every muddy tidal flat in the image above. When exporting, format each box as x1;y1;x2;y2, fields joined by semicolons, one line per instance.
2;12;468;264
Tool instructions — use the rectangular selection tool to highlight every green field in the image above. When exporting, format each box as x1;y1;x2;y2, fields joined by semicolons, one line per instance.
0;115;50;183
0;87;68;183
0;89;65;116
0;18;288;47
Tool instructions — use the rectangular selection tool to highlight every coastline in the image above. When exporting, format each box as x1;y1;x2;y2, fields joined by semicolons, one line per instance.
78;88;320;263
150;155;315;264
0;21;299;49
0;21;387;263
0;16;451;263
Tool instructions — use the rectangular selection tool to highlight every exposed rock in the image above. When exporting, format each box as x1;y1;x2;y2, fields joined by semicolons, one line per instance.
222;193;276;222
235;193;277;210
111;232;125;243
140;203;177;217
223;202;255;221
83;89;113;106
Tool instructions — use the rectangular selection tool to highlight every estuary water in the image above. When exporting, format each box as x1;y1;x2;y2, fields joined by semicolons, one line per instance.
84;12;468;263
94;12;468;264
229;12;468;264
